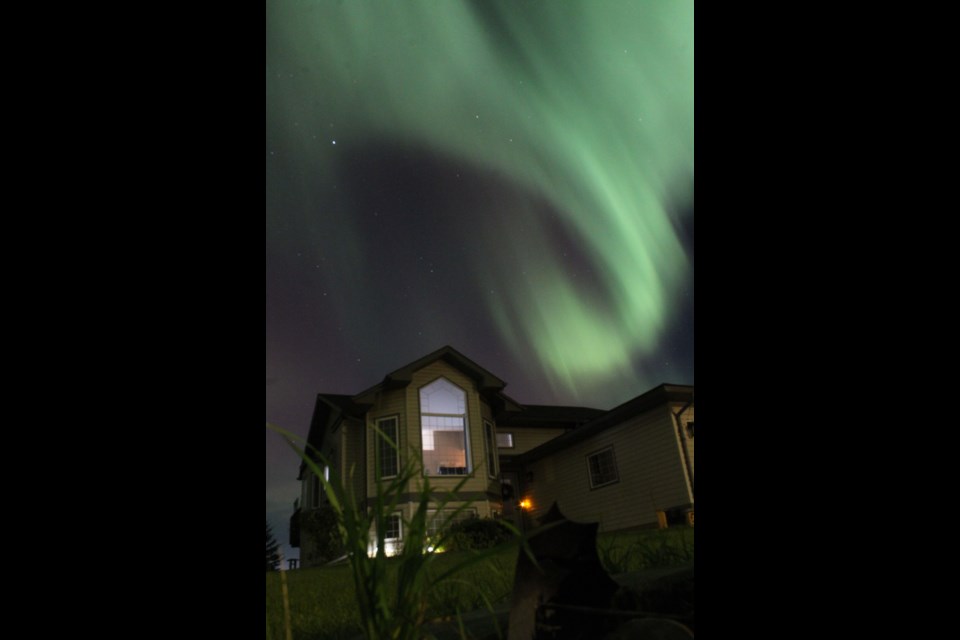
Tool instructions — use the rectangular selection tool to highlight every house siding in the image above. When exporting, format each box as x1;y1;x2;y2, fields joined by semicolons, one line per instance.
343;418;365;506
522;404;692;532
674;403;694;486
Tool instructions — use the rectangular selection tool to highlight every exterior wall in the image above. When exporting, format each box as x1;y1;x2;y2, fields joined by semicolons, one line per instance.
367;500;492;556
343;418;366;505
300;419;365;568
671;402;694;488
498;426;567;455
522;404;693;533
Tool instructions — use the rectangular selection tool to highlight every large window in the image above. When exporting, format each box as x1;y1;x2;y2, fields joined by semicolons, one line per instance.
420;378;470;476
483;420;498;478
376;417;400;479
587;446;619;489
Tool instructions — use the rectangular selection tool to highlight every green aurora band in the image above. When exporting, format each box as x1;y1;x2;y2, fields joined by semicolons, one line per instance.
267;0;694;401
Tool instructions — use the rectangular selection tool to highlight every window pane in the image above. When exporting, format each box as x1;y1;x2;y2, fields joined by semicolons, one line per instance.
420;378;470;476
420;378;466;414
496;432;514;448
385;514;402;540
588;448;619;488
378;418;399;478
422;415;466;475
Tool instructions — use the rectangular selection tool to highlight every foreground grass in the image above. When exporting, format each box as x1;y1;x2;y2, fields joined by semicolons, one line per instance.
266;527;693;640
597;526;694;574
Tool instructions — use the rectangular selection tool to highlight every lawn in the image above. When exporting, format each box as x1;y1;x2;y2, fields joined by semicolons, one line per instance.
266;526;692;640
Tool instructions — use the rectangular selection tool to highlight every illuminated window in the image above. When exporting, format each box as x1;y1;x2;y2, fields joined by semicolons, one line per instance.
587;447;619;489
420;378;470;476
484;421;498;478
377;417;400;478
496;432;514;448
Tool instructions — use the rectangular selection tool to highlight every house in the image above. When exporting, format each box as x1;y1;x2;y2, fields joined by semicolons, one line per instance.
511;383;694;532
289;346;694;567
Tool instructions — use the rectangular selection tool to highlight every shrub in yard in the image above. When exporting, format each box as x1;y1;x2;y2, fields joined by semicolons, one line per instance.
445;517;514;551
300;505;345;566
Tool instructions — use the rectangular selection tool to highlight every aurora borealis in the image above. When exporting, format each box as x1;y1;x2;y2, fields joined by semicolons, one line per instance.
266;0;693;555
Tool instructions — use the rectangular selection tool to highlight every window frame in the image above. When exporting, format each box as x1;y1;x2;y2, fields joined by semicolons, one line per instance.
483;420;498;479
586;446;620;490
419;377;472;477
376;415;401;480
384;513;403;541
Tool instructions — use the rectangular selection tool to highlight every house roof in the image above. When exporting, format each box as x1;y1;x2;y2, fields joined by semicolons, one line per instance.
298;393;370;478
497;403;604;429
353;345;509;402
513;383;694;463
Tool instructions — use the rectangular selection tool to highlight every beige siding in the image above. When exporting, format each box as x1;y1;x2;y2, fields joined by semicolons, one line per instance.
343;418;365;505
523;404;692;532
480;398;493;421
500;426;567;455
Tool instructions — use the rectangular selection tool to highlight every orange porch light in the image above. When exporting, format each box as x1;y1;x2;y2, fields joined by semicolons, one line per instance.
519;498;532;510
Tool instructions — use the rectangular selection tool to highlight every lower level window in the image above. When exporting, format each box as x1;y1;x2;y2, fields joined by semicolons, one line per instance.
587;446;619;489
385;514;402;540
426;508;477;538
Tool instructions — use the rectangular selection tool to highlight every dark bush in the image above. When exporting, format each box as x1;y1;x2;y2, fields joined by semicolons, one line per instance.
444;517;513;551
300;505;346;565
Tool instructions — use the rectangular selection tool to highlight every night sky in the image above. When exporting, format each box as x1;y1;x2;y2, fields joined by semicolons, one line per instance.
266;0;694;561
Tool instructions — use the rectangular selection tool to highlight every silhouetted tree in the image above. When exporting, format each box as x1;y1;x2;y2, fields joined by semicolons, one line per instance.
266;520;281;571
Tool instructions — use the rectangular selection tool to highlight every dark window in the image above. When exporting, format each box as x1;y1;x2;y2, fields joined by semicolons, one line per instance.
686;421;694;438
587;447;619;489
377;417;399;478
484;421;498;478
385;514;402;540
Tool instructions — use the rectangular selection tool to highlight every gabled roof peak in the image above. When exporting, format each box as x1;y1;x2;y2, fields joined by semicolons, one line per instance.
353;345;507;402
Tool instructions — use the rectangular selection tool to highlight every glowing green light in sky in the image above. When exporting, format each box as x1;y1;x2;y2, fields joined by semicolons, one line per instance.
267;0;693;401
